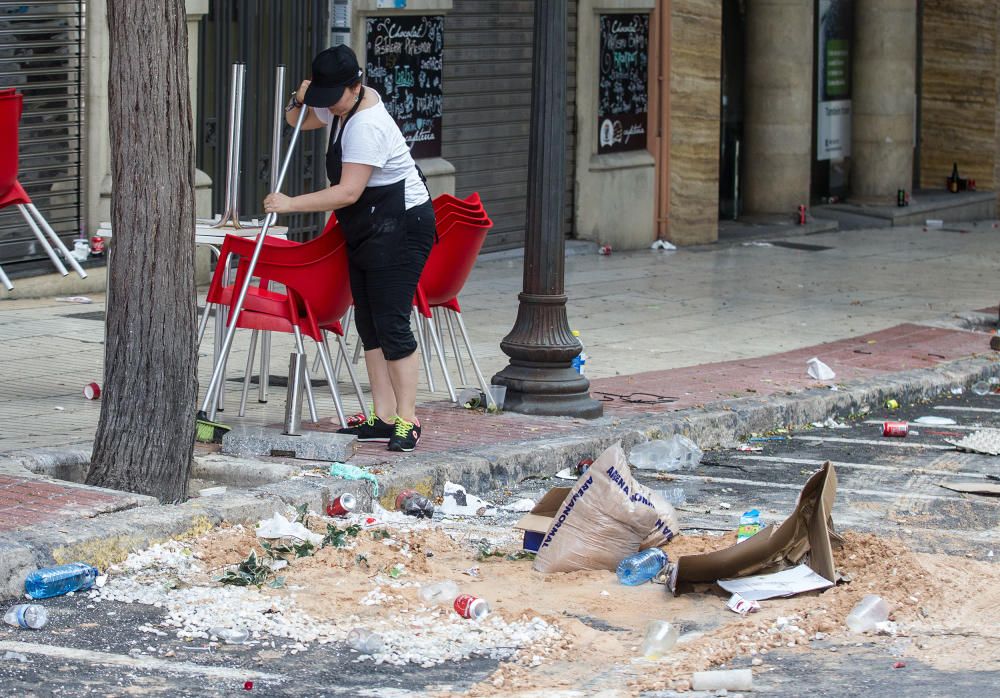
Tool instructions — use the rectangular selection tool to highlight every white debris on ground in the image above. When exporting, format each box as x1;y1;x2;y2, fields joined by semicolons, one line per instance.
946;428;1000;456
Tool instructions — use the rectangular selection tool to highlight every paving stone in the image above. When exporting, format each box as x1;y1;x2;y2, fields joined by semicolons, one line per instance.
222;426;357;462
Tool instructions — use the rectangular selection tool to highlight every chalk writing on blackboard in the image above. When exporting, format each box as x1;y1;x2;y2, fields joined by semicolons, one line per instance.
365;15;443;159
597;14;649;154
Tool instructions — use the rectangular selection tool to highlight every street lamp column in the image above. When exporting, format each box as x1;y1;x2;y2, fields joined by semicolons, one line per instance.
491;0;603;419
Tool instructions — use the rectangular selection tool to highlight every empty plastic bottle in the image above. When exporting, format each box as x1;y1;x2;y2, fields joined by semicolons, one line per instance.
346;627;384;654
971;380;991;396
629;435;703;472
616;548;668;586
640;620;679;658
419;580;460;606
25;562;99;599
209;627;249;644
570;330;588;375
4;604;48;629
845;594;891;633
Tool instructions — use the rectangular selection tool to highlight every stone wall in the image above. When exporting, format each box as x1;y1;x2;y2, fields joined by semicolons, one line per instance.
668;0;722;245
920;1;998;192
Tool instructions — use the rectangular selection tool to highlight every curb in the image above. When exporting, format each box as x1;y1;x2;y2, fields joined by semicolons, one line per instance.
0;353;995;599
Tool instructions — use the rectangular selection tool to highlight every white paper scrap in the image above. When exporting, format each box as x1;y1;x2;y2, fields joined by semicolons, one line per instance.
441;481;496;516
717;564;834;601
806;357;836;381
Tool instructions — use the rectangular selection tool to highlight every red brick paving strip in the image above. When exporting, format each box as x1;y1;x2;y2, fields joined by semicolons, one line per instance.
0;474;132;532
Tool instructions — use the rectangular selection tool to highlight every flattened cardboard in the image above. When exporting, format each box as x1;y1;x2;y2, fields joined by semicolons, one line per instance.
513;487;571;552
939;481;1000;496
672;461;839;594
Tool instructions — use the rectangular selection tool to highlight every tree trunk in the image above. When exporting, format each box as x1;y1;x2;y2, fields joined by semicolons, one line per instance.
86;0;198;503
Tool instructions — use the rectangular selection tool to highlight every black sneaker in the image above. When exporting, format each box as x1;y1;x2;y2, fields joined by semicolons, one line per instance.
388;417;421;452
337;409;395;442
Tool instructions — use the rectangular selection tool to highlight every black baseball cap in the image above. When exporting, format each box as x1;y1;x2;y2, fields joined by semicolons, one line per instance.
304;45;363;107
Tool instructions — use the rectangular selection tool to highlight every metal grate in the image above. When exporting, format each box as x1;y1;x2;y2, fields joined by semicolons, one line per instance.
197;0;330;242
0;0;85;269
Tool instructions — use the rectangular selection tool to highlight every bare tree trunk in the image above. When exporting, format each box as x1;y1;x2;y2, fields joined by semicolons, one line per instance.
86;0;198;503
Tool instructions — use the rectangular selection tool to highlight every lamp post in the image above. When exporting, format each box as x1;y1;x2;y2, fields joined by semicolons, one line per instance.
491;0;603;419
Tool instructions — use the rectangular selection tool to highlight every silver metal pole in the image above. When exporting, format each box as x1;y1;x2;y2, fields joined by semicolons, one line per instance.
238;329;259;416
17;204;68;276
292;326;319;423
200;106;308;417
282;352;305;436
270;66;286;190
258;331;271;403
425;312;456;402
213;63;246;229
444;309;468;385
24;204;88;278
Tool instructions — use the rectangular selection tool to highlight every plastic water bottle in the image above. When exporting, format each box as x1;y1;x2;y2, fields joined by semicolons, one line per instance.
346;627;384;654
616;548;668;586
571;330;587;374
4;604;48;629
419;580;460;606
25;562;99;599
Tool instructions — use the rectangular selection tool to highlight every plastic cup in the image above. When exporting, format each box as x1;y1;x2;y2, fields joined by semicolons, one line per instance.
487;384;506;409
640;620;679;659
846;594;890;633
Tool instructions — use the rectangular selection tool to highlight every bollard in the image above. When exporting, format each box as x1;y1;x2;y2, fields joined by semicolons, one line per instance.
283;352;306;436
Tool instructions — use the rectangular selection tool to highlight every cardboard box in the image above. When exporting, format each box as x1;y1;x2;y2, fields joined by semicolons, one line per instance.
513;487;572;553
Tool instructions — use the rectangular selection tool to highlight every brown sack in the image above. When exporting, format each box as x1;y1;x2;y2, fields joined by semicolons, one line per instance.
671;461;839;594
533;443;678;573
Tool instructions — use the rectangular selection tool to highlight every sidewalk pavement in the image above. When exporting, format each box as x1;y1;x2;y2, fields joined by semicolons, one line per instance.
0;222;997;594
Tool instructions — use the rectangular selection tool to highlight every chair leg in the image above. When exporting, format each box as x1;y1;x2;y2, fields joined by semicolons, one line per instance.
17;204;68;276
315;338;347;428
311;341;324;375
352;328;363;364
333;307;353;382
332;331;366;414
425;311;456;402
292;326;319;423
443;309;468;385
25;203;87;279
413;311;436;393
258;331;271;403
238;329;259;417
197;247;221;348
453;311;496;410
0;262;13;291
214;255;232;413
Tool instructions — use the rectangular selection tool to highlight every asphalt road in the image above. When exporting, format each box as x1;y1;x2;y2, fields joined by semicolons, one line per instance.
1;389;998;696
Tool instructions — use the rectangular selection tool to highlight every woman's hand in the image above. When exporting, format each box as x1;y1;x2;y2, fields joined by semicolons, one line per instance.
296;79;311;105
263;192;294;214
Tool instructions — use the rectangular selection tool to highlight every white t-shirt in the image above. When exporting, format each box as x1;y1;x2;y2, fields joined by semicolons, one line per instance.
314;90;429;210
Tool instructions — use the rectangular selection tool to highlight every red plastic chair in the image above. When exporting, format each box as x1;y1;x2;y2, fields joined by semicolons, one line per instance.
0;91;87;290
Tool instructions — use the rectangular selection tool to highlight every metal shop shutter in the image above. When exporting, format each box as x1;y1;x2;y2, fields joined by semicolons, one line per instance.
442;0;577;252
0;1;84;270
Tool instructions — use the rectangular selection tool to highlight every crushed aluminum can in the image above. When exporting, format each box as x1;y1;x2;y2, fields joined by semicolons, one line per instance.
726;592;761;616
882;421;909;438
453;593;489;620
326;492;356;517
598;245;612;256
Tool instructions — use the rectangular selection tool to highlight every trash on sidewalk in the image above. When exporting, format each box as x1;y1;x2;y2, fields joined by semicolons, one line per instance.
326;493;356;517
524;444;680;573
726;592;761;615
913;415;956;426
255;513;323;546
2;650;29;662
882;421;909;437
4;604;48;629
650;239;677;251
54;295;93;304
811;416;849;429
640;620;679;658
198;486;227;497
25;562;100;600
951;385;964;395
885;398;900;409
598;244;612;255
669;461;839;595
845;594;891;633
718;563;835;601
576;457;593;475
454;593;490;620
501;498;536;512
628;435;703;472
925;218;944;228
346;627;384;654
945;428;1000;455
395;490;435;518
554;468;577;480
419;580;460;606
691;669;753;692
329;462;380;496
806;357;836;380
938;481;1000;496
617;548;668;586
209;627;249;644
737;443;764;452
441;481;496;517
83;382;101;400
741;240;773;247
736;509;764;543
971;380;991;396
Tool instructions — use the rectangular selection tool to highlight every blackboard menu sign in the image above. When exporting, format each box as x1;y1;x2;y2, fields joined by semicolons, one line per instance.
597;13;649;154
365;15;443;159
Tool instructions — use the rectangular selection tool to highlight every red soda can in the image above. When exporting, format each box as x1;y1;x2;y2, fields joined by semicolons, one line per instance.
883;421;909;437
326;492;356;517
598;245;612;256
453;594;490;620
90;236;105;255
798;204;807;225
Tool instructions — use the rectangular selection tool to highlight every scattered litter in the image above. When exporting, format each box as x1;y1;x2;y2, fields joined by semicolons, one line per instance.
741;241;773;247
2;651;29;662
718;563;834;601
893;661;907;669
971;380;991;396
4;604;48;629
650;239;677;251
640;620;679;658
346;627;384;654
726;592;761;616
913;416;956;426
806;357;836;380
691;669;753;692
244;680;254;690
462;567;480;577
55;295;93;304
951;386;964;395
395;490;435;518
598;244;612;255
25;562;99;600
628;435;703;472
617;548;668;586
883;421;909;438
328;462;379;496
736;509;764;543
554;468;577;481
874;620;899;636
846;594;890;633
945;428;1000;455
198;486;227;497
812;416;849;429
83;382;101;400
576;458;593;475
925;219;944;228
748;435;789;442
938;481;1000;496
441;481;496;517
737;444;763;452
500;498;536;512
453;594;490;620
719;502;732;510
209;627;249;644
326;493;356;517
255;513;323;546
885;399;899;409
54;406;64;411
418;580;459;606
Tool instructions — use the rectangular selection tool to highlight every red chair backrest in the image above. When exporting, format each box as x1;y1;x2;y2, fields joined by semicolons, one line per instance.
0;92;23;195
419;216;492;311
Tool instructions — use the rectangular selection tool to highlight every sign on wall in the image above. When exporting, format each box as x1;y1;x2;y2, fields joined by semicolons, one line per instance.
364;15;443;159
597;13;649;155
816;0;852;161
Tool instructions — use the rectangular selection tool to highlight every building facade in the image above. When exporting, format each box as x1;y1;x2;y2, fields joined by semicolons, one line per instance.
2;1;1000;278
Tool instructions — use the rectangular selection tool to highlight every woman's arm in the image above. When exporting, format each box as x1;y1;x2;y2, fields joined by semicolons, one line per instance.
263;163;374;214
285;79;326;131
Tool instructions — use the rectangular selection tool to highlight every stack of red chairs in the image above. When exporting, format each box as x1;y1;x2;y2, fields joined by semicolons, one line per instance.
0;89;87;291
